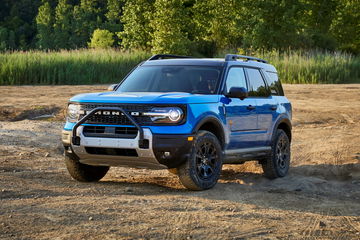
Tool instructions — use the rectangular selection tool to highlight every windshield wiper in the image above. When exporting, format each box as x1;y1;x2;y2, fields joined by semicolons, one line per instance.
191;90;210;94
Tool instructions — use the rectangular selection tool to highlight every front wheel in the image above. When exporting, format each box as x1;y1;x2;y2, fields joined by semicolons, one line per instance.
65;153;109;182
262;129;291;179
177;131;223;190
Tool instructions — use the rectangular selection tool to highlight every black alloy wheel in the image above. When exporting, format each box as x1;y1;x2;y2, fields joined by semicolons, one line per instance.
195;141;218;180
262;129;291;179
177;130;223;190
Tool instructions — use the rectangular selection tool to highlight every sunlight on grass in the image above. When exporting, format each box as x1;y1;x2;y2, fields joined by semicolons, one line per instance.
0;49;359;85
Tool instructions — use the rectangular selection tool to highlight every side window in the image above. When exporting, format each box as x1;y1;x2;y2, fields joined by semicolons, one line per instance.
246;68;270;97
266;72;284;96
225;67;247;93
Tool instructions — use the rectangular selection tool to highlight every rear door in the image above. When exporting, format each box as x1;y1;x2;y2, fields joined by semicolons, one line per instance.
223;67;258;149
245;68;278;146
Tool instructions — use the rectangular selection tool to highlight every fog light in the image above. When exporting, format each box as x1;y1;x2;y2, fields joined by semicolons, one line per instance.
161;151;171;159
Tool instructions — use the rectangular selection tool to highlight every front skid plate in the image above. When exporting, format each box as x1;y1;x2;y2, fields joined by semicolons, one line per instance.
69;127;167;169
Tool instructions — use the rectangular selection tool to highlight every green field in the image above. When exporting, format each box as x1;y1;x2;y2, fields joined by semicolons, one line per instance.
0;50;150;85
0;50;359;85
259;51;360;84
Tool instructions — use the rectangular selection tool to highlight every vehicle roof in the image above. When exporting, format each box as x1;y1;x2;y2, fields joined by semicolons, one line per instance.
142;58;277;72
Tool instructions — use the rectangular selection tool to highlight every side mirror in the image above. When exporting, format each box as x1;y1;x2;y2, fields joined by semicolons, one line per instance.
226;87;248;100
107;84;118;91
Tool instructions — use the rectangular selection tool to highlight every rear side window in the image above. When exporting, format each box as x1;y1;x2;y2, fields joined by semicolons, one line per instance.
225;67;247;92
245;68;270;97
266;72;284;96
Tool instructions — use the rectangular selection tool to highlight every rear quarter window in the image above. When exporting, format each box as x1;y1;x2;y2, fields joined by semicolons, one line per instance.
266;71;284;96
246;68;270;97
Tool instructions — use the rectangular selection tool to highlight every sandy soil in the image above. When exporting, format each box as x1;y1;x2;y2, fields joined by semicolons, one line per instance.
0;84;360;239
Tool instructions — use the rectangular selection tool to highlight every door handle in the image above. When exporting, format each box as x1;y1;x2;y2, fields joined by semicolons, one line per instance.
247;105;256;110
270;105;277;111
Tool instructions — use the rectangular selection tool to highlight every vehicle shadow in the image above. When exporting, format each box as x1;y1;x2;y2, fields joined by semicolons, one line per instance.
202;163;360;216
88;162;360;216
20;158;359;217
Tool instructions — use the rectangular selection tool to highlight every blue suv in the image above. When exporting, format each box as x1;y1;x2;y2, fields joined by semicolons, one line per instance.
62;54;292;190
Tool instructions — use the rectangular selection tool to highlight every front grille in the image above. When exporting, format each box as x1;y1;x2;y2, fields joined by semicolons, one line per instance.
83;126;105;134
85;114;153;125
80;104;153;126
85;147;138;157
115;127;138;135
83;126;138;139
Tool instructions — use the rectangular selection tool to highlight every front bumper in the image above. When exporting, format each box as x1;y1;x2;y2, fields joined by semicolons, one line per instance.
62;106;193;169
62;129;193;169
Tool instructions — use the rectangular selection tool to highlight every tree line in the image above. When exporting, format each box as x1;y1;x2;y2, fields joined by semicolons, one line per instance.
0;0;359;55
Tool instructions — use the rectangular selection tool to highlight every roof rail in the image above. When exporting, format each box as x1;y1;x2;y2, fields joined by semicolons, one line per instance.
148;54;193;61
225;54;268;63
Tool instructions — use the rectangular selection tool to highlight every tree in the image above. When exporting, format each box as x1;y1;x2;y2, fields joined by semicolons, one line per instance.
1;0;43;50
0;0;358;52
150;0;191;55
192;0;244;55
104;0;124;47
331;0;360;54
300;0;338;50
119;0;154;50
8;30;16;49
88;28;114;48
105;0;123;28
36;0;54;49
54;0;74;49
0;27;9;51
72;0;102;48
241;0;304;51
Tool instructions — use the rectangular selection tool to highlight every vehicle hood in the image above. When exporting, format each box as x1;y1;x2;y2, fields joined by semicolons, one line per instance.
70;92;220;104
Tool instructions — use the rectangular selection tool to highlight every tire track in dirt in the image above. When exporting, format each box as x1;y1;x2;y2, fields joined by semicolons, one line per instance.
232;227;274;239
300;214;322;239
324;209;360;240
343;216;360;233
163;198;197;240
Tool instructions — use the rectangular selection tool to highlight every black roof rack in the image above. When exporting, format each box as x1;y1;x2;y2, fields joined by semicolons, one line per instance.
225;54;268;63
148;54;193;61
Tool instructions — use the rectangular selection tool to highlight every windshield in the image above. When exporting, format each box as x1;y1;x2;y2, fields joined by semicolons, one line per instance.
117;65;222;94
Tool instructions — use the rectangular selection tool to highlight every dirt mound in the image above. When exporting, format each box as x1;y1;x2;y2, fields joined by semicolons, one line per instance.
0;105;63;121
292;163;360;181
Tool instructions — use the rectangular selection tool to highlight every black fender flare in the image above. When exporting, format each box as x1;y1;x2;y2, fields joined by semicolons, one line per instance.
272;117;292;142
192;116;226;148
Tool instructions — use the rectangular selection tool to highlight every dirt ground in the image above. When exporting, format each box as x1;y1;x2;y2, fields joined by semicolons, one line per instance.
0;84;360;240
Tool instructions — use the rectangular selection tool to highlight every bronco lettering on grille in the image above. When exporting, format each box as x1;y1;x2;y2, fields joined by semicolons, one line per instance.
86;110;140;116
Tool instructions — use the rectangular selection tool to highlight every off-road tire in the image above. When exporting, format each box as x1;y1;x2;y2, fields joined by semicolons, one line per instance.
262;129;291;179
177;131;223;190
65;153;109;182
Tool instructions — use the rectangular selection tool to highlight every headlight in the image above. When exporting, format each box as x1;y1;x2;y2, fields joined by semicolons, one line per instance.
66;104;81;122
143;107;184;124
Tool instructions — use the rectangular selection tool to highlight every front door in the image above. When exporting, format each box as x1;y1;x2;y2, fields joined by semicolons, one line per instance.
223;67;259;149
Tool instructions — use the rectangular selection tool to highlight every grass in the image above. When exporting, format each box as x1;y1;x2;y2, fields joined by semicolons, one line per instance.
0;49;150;85
0;49;359;85
259;51;360;84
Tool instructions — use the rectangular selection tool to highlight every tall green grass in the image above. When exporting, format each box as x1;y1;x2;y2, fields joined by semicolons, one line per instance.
259;51;360;84
0;49;359;85
0;49;150;85
216;50;360;84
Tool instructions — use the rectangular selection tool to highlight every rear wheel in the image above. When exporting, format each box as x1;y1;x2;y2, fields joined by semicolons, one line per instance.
65;153;109;182
177;131;223;190
262;129;291;179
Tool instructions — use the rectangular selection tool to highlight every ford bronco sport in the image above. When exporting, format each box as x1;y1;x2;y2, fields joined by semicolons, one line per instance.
62;54;292;190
